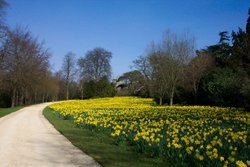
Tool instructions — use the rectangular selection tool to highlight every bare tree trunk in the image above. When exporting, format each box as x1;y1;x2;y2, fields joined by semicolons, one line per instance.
16;90;19;106
81;90;83;99
170;97;173;106
170;87;175;106
159;97;163;105
46;92;49;102
11;88;16;108
193;81;198;104
34;90;37;104
19;89;24;106
42;91;45;103
80;83;83;99
66;83;69;100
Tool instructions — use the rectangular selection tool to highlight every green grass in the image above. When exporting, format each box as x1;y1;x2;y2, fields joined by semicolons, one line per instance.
43;107;169;167
0;106;23;118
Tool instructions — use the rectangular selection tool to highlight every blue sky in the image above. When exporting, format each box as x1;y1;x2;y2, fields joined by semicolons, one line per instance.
6;0;249;78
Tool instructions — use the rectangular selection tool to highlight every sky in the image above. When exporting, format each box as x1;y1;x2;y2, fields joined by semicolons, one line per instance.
5;0;250;78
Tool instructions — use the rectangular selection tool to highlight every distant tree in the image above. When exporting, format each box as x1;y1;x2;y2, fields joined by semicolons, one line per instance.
0;0;7;40
198;8;250;110
133;55;152;80
117;70;145;96
204;68;244;107
0;0;7;88
1;27;51;107
246;8;250;34
185;52;215;104
61;52;76;100
39;70;59;103
78;47;112;81
219;31;230;44
149;52;174;105
231;29;250;74
229;8;250;110
206;31;231;67
240;78;250;111
53;71;66;100
132;55;152;97
231;8;250;75
82;77;115;99
149;30;195;105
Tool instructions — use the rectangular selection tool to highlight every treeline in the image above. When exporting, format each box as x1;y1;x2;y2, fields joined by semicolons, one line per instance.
0;0;249;111
57;47;115;101
0;0;61;107
118;8;250;110
0;0;116;107
0;26;58;107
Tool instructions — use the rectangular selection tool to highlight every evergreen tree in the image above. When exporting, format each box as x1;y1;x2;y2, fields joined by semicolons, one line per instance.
246;8;250;34
205;31;231;67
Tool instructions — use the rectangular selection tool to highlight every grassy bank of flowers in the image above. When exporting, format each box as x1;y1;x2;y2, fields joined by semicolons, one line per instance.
48;97;250;167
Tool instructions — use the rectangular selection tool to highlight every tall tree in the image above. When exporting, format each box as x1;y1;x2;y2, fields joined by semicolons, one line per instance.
78;47;112;81
246;8;250;34
132;55;152;97
149;30;195;105
117;70;145;96
204;68;244;107
0;0;7;41
0;0;7;88
61;52;76;100
149;52;175;105
231;8;250;75
231;28;250;74
1;27;51;107
206;31;231;67
185;52;215;103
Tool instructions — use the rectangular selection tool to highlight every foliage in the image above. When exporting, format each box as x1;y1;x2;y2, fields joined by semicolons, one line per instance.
82;77;116;99
203;68;244;107
205;31;231;67
0;27;56;107
49;97;250;167
240;78;250;111
78;47;112;81
0;92;10;107
231;28;250;76
117;70;147;97
133;30;195;105
184;52;215;104
61;52;77;100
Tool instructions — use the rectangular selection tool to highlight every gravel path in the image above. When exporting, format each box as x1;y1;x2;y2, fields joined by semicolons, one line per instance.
0;103;101;167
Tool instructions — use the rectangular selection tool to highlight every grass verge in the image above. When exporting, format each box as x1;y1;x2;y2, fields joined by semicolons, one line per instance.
43;107;169;167
0;106;23;118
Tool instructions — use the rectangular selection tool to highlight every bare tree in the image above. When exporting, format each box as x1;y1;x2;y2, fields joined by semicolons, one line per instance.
61;52;76;100
185;52;215;103
149;52;171;105
78;47;112;81
0;0;7;41
117;70;145;96
53;70;66;100
132;54;153;97
1;27;51;107
147;30;195;105
0;0;7;88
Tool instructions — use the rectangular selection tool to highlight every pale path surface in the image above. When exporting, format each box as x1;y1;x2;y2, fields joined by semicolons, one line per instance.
0;103;101;167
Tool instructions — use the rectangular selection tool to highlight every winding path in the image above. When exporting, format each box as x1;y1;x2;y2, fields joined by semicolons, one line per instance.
0;103;100;167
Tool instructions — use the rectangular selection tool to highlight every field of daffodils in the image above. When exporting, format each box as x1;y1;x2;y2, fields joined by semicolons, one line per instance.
48;97;250;167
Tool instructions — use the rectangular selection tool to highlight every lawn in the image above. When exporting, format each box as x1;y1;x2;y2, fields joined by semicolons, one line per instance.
43;107;168;167
45;97;250;167
0;106;23;118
